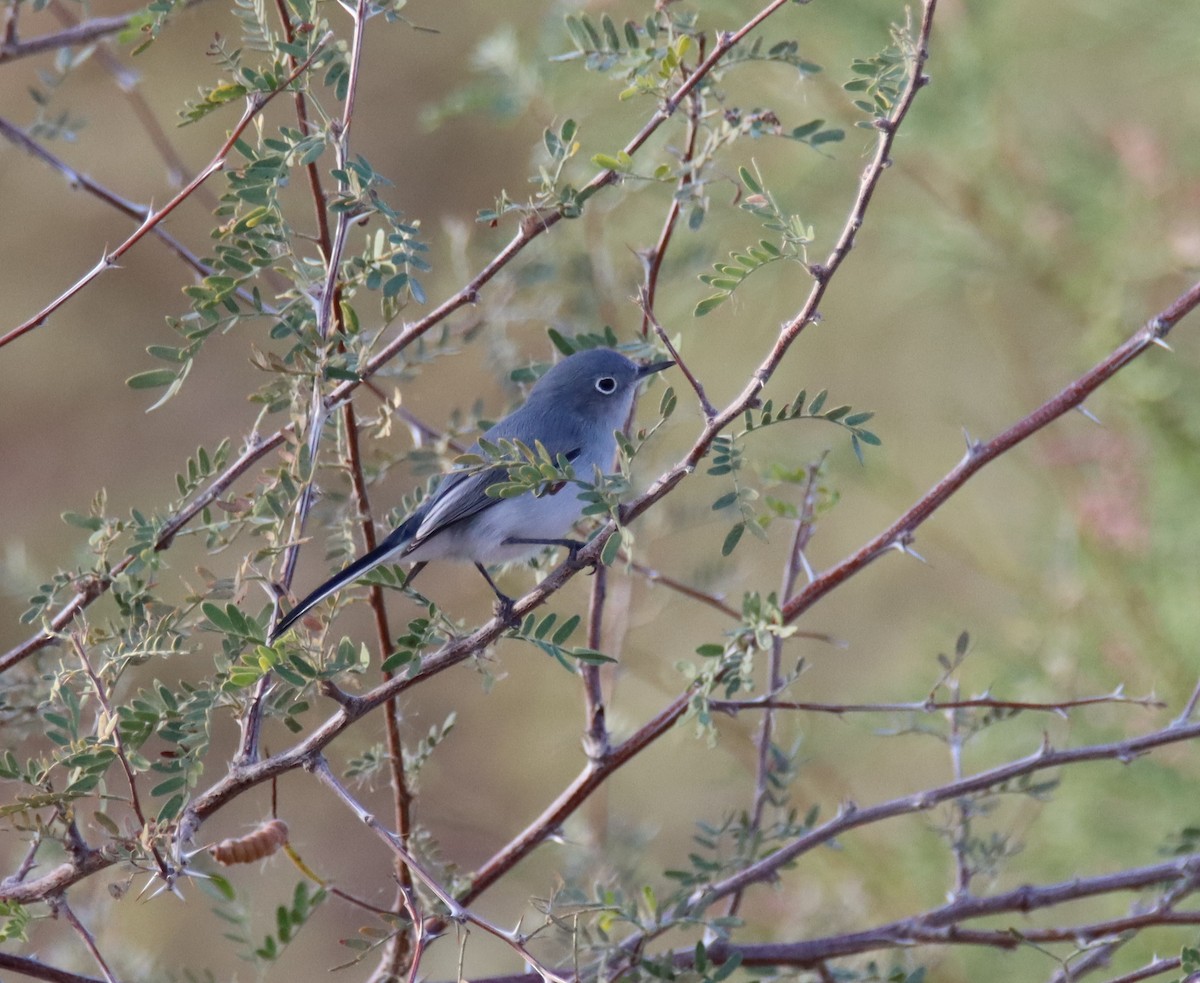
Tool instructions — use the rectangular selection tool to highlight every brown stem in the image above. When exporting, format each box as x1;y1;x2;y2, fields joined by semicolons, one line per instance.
51;896;120;983
0;116;265;312
69;633;169;880
0;951;106;983
0;33;331;349
0;0;803;670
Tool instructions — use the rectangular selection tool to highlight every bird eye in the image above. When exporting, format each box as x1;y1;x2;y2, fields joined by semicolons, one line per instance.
595;376;617;395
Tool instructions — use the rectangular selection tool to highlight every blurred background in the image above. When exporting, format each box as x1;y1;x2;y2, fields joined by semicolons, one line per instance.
2;0;1199;979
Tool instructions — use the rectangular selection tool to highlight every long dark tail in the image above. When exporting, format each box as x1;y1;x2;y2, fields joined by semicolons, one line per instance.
270;522;414;641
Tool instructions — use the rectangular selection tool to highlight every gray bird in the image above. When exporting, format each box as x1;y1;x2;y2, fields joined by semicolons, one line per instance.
271;348;673;639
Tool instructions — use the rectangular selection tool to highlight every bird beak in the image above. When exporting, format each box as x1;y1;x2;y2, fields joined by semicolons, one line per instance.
636;359;675;379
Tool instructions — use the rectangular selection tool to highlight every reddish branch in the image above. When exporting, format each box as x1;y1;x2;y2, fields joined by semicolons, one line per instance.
1;0;799;669
0;32;331;350
4;16;1200;981
0;117;261;310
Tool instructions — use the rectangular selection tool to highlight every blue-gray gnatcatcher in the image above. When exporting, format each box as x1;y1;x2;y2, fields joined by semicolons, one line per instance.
271;348;673;639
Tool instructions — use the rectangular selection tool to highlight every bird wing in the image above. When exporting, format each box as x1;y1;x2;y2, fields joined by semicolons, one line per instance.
408;443;583;548
407;465;510;547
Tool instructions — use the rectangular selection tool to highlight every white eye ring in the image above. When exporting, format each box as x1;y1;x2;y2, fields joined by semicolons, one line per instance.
595;376;617;395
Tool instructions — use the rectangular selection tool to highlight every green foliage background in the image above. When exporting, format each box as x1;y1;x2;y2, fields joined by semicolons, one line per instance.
0;0;1199;980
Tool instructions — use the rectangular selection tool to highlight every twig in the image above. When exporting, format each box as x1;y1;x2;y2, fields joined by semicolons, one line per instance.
624;557;739;619
0;116;265;312
51;895;121;983
638;295;717;420
0;31;331;349
690;722;1200;910
308;756;570;983
344;402;416;977
779;280;1198;628
729;460;823;918
638;41;703;341
0;951;105;983
69;633;168;880
1174;675;1200;726
46;0;208;199
0;10;149;63
251;0;370;755
710;691;1165;717
1100;957;1183;983
581;565;610;761
438;889;1200;983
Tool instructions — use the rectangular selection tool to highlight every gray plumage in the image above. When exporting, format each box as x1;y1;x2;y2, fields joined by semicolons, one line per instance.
271;348;671;639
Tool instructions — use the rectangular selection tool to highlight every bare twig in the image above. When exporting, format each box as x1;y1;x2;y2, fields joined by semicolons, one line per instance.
639;296;717;420
0;32;331;349
0;951;105;983
0;116;264;311
51;896;121;983
0;10;146;63
1100;957;1183;983
344;403;416;978
309;756;570;983
710;690;1165;717
581;565;610;761
778;282;1200;628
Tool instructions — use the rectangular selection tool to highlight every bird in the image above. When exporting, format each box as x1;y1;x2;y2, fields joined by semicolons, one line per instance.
270;347;673;640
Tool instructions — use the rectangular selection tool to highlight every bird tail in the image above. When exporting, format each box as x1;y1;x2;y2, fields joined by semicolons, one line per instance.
269;522;414;641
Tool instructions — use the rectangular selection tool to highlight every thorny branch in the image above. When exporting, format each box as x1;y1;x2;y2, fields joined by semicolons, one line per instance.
0;31;332;350
4;3;1200;981
0;0;805;670
0;117;261;308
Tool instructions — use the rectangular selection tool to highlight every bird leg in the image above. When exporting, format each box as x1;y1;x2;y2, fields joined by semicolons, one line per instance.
402;561;427;591
473;563;518;623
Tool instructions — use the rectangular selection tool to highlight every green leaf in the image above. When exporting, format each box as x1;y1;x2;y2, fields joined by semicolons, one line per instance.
600;528;624;566
711;491;738;511
62;511;103;531
694;295;726;317
126;369;177;390
203;601;235;633
738;165;762;194
722;523;745;556
381;650;413;673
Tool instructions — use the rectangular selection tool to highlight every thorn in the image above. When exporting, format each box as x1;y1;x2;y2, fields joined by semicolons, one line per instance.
798;549;816;584
1150;336;1173;351
961;428;984;461
892;538;927;564
1075;404;1102;425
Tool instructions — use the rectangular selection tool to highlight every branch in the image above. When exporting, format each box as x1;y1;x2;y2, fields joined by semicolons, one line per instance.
0;32;331;349
711;690;1166;717
458;859;1200;983
0;116;263;311
688;720;1200;910
309;756;570;983
0;0;801;669
0;951;105;983
0;11;142;63
779;281;1200;626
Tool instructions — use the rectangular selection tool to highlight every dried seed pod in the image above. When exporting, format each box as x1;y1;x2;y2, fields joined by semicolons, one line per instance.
209;819;289;865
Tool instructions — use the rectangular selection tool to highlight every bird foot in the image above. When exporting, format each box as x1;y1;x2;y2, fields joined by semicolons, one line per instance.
492;592;519;625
